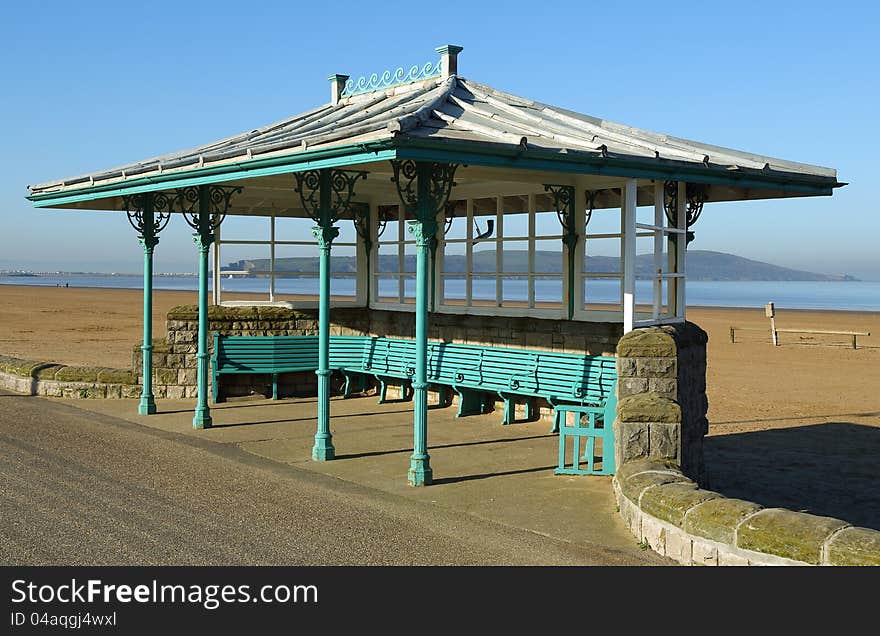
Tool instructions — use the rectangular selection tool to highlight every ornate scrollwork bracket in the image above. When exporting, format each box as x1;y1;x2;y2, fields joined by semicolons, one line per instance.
351;202;372;253
390;160;457;247
175;185;243;250
544;184;578;250
294;169;368;228
584;189;602;230
122;192;174;251
664;181;708;245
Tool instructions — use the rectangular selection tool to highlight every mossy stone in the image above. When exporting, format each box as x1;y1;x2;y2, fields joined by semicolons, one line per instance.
640;483;722;527
54;366;102;382
97;368;136;385
154;368;179;384
619;470;691;503
826;527;880;566
33;364;66;380
617;328;676;358
683;498;763;544
9;358;52;377
616;458;682;482
737;509;847;564
617;394;681;423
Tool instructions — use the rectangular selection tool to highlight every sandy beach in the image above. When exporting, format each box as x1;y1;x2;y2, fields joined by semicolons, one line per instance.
1;284;878;529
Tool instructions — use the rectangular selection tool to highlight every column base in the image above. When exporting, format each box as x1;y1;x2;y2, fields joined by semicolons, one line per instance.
138;396;157;415
192;408;212;430
312;434;335;461
408;455;433;487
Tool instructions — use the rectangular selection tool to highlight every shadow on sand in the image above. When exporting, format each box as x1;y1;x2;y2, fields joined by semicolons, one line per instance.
704;422;880;531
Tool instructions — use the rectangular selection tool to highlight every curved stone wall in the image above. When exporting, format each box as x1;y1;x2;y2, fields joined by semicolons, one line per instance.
613;458;880;566
0;354;138;398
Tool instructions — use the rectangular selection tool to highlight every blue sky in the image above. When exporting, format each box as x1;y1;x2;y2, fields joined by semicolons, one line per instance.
1;0;877;279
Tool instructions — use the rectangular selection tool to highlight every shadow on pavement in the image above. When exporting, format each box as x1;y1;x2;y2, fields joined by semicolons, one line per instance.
704;422;880;531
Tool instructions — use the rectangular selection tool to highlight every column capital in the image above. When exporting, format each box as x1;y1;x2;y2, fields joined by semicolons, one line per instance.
407;219;438;247
313;224;339;249
192;232;214;251
139;236;159;252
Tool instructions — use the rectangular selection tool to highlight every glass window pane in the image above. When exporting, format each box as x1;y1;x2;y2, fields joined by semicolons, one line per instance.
501;276;528;306
534;240;562;274
274;216;315;242
584;237;621;270
219;244;271;300
535;276;563;309
377;245;399;273
533;211;559;238
376;276;400;303
472;244;496;273
502;241;529;273
220;215;269;242
471;275;496;303
585;208;621;236
583;277;622;313
442;275;466;304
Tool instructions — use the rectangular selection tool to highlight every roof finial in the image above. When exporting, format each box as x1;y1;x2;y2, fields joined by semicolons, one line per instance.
328;73;350;105
435;45;463;78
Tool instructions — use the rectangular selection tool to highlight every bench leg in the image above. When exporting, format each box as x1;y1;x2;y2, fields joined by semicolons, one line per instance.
455;388;485;417
375;376;389;404
272;373;278;400
551;409;562;433
502;397;515;425
213;374;225;403
525;398;537;422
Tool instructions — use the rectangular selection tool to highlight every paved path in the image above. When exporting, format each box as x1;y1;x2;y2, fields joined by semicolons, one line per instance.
0;391;663;565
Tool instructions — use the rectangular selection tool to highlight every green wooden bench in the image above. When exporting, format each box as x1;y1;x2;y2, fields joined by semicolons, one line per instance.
211;333;617;474
212;334;318;402
553;398;617;476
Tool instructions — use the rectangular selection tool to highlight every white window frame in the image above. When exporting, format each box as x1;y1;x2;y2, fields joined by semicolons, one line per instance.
212;213;365;308
431;195;566;320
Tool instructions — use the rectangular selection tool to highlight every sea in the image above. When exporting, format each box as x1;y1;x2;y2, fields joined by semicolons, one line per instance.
1;274;878;311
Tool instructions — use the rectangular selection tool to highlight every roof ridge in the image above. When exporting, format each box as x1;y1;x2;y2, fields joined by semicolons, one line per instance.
387;76;458;134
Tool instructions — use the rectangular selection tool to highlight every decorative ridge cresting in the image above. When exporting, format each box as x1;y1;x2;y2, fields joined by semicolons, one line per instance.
341;60;442;98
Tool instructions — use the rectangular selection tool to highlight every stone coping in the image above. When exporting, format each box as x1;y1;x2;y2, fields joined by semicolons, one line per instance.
613;458;880;566
0;353;137;399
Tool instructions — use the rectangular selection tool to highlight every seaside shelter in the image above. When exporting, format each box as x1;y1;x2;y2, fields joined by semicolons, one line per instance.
26;45;843;485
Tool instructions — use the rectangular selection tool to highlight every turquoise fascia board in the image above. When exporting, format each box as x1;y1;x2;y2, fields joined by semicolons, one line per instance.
28;143;398;208
392;139;838;196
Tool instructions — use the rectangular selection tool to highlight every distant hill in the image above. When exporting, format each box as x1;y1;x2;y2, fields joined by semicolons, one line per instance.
225;249;857;281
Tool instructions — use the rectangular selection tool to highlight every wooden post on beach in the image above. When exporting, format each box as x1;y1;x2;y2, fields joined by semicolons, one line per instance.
765;302;778;346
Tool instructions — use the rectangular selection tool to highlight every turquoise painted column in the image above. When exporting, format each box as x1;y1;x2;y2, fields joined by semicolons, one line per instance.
312;214;338;461
192;186;214;429
408;204;435;486
138;197;158;415
176;184;241;430
295;169;366;461
123;192;171;416
391;160;457;487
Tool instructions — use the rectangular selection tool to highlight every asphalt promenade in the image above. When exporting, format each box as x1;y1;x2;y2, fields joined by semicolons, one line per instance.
0;389;668;565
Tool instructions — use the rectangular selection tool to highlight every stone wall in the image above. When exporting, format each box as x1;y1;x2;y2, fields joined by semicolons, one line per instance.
135;305;623;411
614;458;880;566
0;354;139;399
611;324;880;566
614;322;708;483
